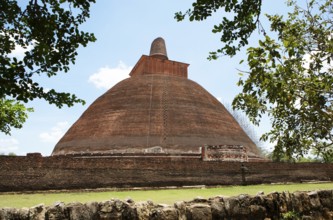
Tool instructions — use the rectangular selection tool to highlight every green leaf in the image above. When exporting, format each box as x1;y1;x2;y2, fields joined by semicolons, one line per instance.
0;0;95;134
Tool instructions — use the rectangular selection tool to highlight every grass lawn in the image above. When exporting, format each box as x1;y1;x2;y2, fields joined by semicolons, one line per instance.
0;182;332;208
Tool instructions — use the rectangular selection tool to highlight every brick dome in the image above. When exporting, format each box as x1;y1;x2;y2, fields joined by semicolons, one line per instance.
52;38;261;157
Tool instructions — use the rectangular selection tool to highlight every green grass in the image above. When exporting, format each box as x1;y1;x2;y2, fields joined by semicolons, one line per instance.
1;182;332;208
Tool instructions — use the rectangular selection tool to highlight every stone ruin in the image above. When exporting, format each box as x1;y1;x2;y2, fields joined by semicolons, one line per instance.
202;145;249;162
1;190;333;219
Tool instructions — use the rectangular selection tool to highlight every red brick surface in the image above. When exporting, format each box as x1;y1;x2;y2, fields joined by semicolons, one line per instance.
130;56;188;78
53;73;261;156
52;41;264;159
0;155;332;192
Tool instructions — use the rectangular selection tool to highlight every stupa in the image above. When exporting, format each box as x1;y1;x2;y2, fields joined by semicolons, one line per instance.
52;37;262;159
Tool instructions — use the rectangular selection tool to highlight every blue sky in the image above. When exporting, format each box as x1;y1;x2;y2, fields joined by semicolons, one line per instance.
0;1;288;156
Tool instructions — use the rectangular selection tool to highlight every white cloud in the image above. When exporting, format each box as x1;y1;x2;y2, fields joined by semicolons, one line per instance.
39;121;69;143
88;61;132;89
0;138;19;154
302;52;332;72
6;36;36;60
43;88;51;93
10;44;34;59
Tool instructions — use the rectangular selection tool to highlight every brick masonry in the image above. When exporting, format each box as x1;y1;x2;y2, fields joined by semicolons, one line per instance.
130;55;189;78
0;154;332;192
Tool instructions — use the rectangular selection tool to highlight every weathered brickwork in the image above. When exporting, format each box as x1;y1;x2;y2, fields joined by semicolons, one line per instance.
0;154;332;192
52;38;263;158
130;55;189;78
202;145;249;162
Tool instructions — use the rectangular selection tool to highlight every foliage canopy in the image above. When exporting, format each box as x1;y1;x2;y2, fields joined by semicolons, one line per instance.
177;0;333;161
175;0;262;59
0;0;96;134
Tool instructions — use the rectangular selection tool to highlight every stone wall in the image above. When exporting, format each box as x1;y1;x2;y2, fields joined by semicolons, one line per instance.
0;154;332;192
202;145;248;162
1;190;333;219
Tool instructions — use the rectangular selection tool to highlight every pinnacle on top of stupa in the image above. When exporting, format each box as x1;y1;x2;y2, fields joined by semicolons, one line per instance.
149;37;168;60
52;37;262;158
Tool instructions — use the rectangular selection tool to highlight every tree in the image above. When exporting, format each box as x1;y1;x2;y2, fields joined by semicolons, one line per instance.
0;99;33;135
175;0;262;59
0;0;96;134
177;0;333;161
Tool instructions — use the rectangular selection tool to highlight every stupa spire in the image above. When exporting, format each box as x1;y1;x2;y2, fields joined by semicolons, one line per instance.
52;37;262;159
149;37;168;60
